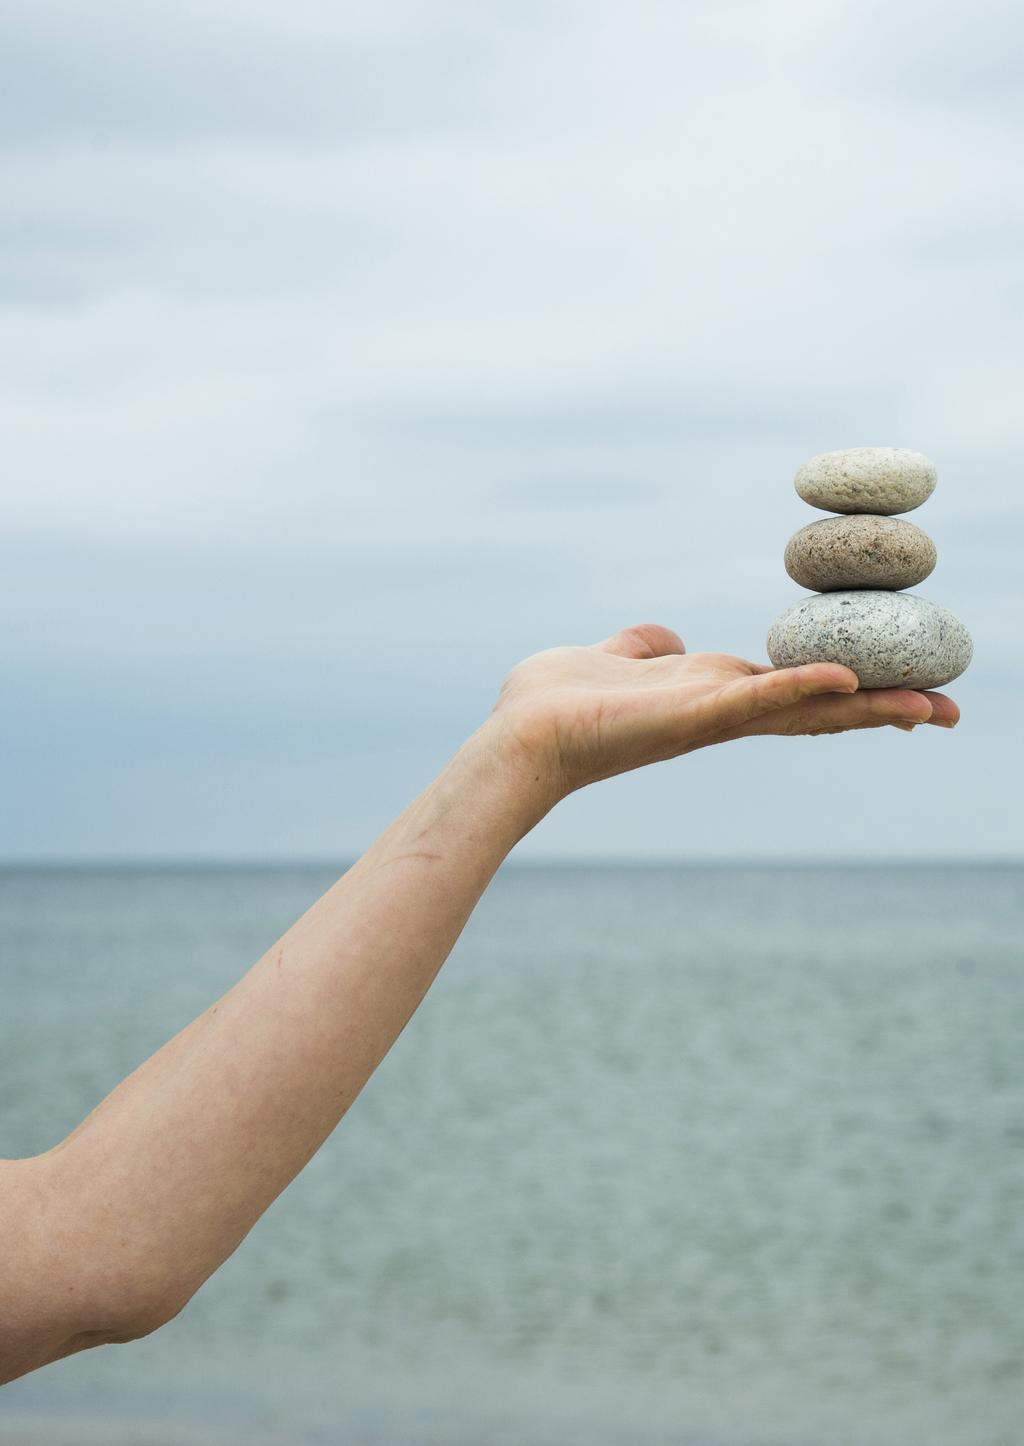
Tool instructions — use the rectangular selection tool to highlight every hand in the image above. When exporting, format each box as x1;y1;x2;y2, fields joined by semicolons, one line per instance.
490;622;960;803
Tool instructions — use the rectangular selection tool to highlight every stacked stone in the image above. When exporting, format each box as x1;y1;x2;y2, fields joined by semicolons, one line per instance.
766;447;973;690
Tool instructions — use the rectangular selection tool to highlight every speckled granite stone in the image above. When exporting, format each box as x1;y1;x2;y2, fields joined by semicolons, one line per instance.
785;515;937;592
767;591;972;689
794;447;936;515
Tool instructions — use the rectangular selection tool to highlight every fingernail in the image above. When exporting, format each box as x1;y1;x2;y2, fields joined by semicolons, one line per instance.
932;719;958;729
891;721;917;731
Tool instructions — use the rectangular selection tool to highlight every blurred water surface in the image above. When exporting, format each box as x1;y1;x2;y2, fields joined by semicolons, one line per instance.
1;863;1022;1446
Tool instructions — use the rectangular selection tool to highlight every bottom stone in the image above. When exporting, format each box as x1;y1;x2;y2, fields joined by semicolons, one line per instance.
766;590;973;690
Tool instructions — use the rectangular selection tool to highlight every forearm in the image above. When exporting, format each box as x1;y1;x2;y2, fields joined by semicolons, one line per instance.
37;719;551;1342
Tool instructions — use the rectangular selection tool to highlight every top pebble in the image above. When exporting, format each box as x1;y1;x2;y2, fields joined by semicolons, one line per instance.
794;447;937;515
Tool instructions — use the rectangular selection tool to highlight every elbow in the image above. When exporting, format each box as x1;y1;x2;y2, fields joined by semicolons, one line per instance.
47;1157;200;1346
0;1154;194;1383
37;1283;191;1380
101;1285;191;1345
0;1281;189;1387
73;1253;197;1348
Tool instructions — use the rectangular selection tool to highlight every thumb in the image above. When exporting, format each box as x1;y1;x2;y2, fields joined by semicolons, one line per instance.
594;623;687;660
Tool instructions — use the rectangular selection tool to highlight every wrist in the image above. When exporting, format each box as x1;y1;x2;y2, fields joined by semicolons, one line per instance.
452;714;562;844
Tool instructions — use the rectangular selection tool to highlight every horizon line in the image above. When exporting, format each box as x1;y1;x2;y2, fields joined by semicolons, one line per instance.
1;854;1021;871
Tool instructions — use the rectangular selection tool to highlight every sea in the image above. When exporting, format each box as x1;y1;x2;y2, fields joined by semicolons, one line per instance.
0;862;1022;1446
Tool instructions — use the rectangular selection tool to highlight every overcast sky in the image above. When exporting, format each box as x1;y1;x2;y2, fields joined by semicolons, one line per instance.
1;0;1021;861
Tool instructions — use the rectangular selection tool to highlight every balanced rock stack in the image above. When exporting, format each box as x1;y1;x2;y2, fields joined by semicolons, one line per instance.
767;448;973;690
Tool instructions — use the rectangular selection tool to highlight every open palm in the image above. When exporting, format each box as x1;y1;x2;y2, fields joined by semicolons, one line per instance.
492;623;959;801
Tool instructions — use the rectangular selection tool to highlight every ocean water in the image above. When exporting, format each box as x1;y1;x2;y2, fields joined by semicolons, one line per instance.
1;862;1022;1446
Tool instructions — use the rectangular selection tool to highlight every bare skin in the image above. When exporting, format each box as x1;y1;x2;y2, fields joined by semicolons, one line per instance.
0;623;958;1386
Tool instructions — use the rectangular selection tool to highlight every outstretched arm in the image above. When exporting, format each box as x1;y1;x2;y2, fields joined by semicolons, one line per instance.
0;624;958;1385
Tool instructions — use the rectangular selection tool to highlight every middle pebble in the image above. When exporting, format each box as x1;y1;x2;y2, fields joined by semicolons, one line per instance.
785;514;936;592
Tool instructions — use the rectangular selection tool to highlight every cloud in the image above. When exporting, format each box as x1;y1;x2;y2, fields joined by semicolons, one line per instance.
825;0;1024;114
0;1;508;147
